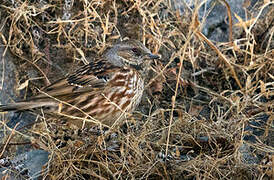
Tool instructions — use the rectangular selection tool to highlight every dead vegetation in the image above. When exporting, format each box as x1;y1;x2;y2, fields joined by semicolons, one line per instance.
0;0;273;179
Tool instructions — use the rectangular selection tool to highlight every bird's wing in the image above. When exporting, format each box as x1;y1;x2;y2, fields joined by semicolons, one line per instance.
30;59;117;100
0;59;118;112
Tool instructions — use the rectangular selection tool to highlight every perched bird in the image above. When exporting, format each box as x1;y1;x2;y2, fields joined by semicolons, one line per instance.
0;40;159;128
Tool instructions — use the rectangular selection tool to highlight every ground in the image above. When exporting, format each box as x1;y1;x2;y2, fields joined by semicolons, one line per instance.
0;0;273;179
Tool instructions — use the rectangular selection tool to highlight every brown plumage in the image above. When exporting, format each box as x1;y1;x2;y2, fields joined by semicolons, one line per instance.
0;40;159;128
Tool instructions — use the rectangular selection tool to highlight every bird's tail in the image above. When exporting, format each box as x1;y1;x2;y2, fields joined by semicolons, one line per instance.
0;101;58;112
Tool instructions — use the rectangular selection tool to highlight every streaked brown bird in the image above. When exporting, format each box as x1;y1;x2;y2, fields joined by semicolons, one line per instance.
0;40;159;128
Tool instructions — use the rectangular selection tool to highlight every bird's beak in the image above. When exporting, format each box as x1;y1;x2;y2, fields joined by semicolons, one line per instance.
146;53;160;60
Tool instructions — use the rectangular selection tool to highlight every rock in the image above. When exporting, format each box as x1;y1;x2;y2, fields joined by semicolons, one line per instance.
0;46;17;121
171;0;259;42
0;150;49;180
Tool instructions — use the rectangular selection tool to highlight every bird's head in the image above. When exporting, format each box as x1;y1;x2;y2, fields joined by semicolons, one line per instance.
104;39;160;70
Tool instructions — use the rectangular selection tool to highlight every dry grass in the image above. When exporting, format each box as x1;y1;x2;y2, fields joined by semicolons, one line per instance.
0;0;273;179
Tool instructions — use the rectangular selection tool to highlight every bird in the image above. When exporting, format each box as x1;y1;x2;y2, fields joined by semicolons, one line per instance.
0;39;160;128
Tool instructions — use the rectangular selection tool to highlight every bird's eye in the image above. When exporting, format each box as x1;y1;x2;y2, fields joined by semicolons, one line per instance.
131;48;141;56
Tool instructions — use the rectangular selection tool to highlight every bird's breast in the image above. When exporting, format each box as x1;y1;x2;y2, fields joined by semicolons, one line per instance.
106;68;144;112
